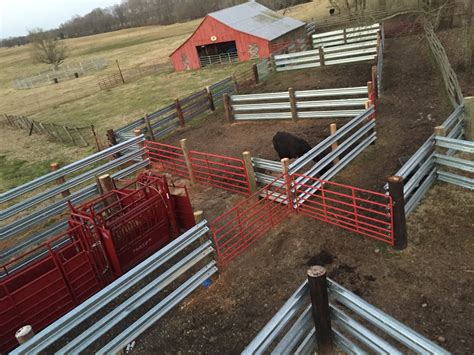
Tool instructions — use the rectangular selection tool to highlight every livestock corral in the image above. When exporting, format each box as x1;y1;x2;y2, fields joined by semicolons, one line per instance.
3;17;473;355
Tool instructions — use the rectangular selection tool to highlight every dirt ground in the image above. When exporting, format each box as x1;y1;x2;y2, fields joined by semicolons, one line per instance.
97;23;474;355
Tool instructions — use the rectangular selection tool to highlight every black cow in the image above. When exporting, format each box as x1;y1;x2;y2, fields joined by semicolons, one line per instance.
272;131;330;175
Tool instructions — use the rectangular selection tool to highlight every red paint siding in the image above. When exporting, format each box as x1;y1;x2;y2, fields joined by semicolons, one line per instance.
170;16;271;71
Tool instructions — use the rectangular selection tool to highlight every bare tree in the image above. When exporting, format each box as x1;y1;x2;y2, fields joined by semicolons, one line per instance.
28;29;67;69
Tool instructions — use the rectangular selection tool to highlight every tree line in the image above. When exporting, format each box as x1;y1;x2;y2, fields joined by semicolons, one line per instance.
0;0;309;48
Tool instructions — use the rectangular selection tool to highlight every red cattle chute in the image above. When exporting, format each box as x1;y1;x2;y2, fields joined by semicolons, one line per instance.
292;174;394;245
145;141;189;178
70;173;179;277
0;222;106;352
211;175;291;266
190;150;251;196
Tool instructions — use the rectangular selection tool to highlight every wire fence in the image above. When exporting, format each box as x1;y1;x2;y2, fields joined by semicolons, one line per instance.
2;114;101;149
14;58;108;89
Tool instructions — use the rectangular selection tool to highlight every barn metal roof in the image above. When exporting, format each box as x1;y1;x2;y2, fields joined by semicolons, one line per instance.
208;2;305;41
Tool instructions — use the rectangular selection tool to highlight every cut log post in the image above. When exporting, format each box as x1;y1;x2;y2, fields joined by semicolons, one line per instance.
50;162;70;198
98;174;119;216
144;113;155;141
388;176;407;250
175;98;185;127
252;63;259;85
329;123;340;165
289;87;298;121
180;138;195;184
16;325;35;345
206;86;215;111
318;46;326;66
242;151;258;195
307;266;334;354
224;93;233;122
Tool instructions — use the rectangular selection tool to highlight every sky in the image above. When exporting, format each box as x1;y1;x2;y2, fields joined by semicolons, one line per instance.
0;0;121;38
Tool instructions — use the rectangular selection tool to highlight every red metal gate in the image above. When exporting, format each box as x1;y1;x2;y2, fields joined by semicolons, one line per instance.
211;175;291;266
292;174;394;245
190;150;250;195
145;141;189;178
0;222;106;352
71;173;177;277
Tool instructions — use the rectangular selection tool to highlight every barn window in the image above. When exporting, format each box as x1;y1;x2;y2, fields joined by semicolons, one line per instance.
197;41;238;67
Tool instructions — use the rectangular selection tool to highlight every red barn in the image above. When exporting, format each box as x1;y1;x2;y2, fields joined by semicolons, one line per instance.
169;2;306;71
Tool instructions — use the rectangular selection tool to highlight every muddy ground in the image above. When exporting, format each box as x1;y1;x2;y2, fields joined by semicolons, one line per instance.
75;23;472;354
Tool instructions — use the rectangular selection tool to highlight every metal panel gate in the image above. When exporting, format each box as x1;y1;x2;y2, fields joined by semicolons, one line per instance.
292;174;394;244
0;223;106;352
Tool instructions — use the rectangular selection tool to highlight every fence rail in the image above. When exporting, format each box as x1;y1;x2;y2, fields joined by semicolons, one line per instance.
312;23;380;48
244;275;449;354
230;86;369;121
2;114;99;148
11;221;217;355
199;52;239;67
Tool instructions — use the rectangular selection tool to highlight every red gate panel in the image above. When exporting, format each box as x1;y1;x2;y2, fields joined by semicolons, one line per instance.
211;175;291;266
145;141;189;178
190;151;251;195
292;174;394;245
71;173;175;277
0;223;104;353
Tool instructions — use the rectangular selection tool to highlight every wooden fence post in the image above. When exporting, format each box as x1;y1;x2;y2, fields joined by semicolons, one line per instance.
242;151;258;195
175;98;185;127
28;122;34;136
180;138;195;184
388;176;407;250
106;128;118;150
281;158;293;209
16;325;35;345
289;87;298;121
367;81;374;102
434;126;447;156
134;128;148;161
307;265;334;354
98;174;119;215
224;93;234;122
90;125;102;151
318;46;325;66
206;86;215;111
144;113;155;141
270;54;277;72
371;65;378;100
343;28;347;44
252;63;259;85
329;123;340;165
50;162;70;198
232;74;240;94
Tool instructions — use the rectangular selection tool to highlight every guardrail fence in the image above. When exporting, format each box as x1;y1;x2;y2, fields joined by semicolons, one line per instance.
271;23;383;73
10;221;217;355
312;23;381;48
244;266;449;354
228;85;371;122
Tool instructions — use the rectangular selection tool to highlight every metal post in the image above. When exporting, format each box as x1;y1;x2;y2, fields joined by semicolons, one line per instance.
144;113;155;141
252;63;259;85
307;265;333;354
180;138;195;184
388;176;407;250
242;151;258;194
175;98;185;127
289;87;298;121
318;46;325;66
224;93;233;122
50;162;71;198
329;123;340;165
206;86;215;111
16;325;35;345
